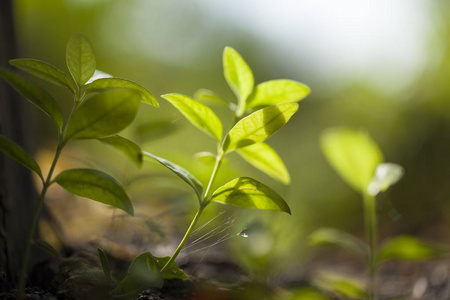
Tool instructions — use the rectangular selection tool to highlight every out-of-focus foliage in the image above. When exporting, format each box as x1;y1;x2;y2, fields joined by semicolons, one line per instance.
11;0;450;284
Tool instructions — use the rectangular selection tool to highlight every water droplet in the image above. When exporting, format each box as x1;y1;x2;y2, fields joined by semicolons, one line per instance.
238;229;249;238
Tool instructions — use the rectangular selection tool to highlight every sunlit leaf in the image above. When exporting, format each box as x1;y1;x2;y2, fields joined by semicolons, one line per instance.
65;89;140;140
309;228;368;258
143;151;203;200
86;77;158;107
377;236;446;263
368;163;404;196
162;93;222;142
54;168;133;215
237;142;290;184
321;127;384;193
0;67;63;130
97;248;112;286
290;287;329;300
223;47;254;115
313;272;365;300
98;135;142;167
210;177;291;214
223;103;298;152
35;240;59;257
193;88;228;106
115;252;163;296
154;256;188;280
0;135;43;181
9;58;75;92
246;79;310;109
66;33;96;86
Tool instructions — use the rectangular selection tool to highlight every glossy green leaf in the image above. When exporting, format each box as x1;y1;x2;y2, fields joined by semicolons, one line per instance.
98;135;142;167
154;256;188;280
309;228;368;258
162;93;222;142
9;58;75;92
0;135;43;181
313;273;365;300
210;177;291;214
35;240;59;257
65;89;140;140
246;79;310;109
223;47;254;115
237;142;290;184
0;67;63;130
115;252;163;296
86;78;158;107
86;69;112;84
97;248;112;286
54;168;133;215
66;33;96;86
321;127;384;193
193;88;228;106
377;236;446;263
368;163;404;196
143;151;203;200
223;103;298;152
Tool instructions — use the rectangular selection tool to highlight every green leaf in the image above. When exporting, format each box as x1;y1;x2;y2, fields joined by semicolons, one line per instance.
162;93;222;142
86;78;158;107
223;102;298;152
309;228;367;258
115;252;163;296
0;67;63;130
9;58;75;92
65;89;140;140
143;151;203;200
66;33;96;86
377;236;446;263
223;47;254;115
54;168;133;215
194;152;218;166
193;88;228;106
237;142;290;184
247;79;310;109
313;272;365;300
154;256;188;280
0;135;43;181
290;288;329;300
210;177;291;214
368;163;404;196
35;240;59;257
97;248;112;286
320;127;384;193
98;135;143;167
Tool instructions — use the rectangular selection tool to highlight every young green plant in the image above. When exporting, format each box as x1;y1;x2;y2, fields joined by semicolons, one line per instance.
114;46;310;295
0;33;157;297
310;127;444;300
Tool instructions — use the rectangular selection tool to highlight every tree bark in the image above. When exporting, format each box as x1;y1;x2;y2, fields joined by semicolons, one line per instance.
0;0;37;287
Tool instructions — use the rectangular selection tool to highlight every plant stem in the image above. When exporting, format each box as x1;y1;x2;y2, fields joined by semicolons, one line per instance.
17;143;64;298
161;152;225;273
160;207;204;273
363;193;377;300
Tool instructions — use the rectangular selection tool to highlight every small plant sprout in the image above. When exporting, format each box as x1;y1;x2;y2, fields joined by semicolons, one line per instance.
0;33;157;297
114;46;309;295
310;127;445;300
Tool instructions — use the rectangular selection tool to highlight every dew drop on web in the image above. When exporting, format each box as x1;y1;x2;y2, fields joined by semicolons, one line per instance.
239;229;249;238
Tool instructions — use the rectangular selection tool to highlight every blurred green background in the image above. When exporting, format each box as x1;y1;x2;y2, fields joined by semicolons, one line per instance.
11;0;450;282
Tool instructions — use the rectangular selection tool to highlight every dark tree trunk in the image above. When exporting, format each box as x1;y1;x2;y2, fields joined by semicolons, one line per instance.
0;0;37;288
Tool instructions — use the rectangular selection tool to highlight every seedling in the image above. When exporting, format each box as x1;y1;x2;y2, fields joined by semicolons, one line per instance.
0;33;158;297
310;127;444;300
113;47;310;295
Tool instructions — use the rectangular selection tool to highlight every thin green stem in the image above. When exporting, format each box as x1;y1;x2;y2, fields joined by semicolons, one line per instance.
203;152;224;201
363;193;377;300
160;207;204;273
17;143;64;299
